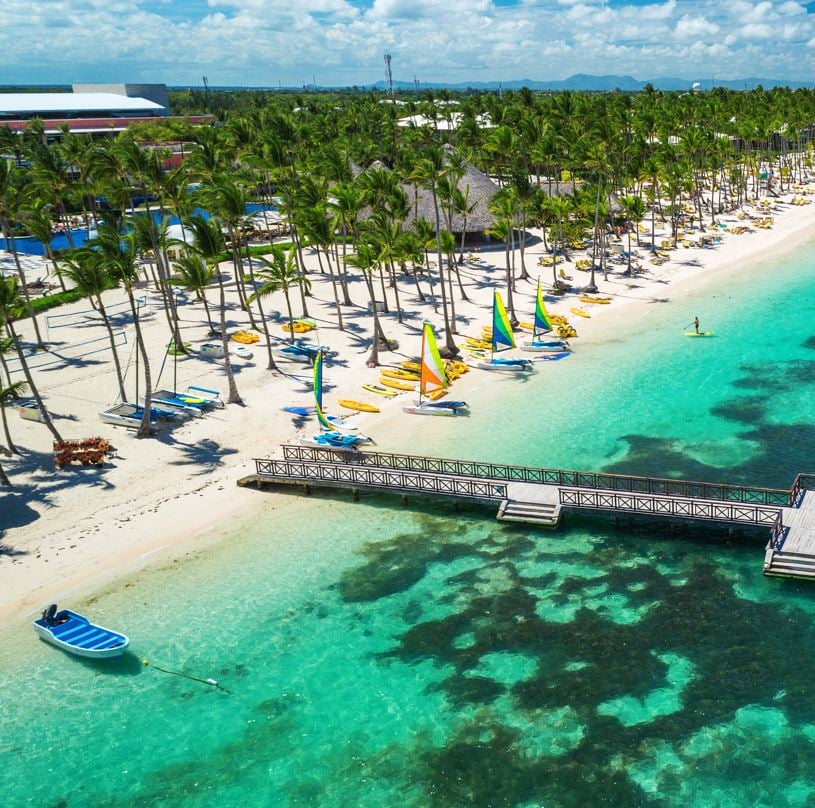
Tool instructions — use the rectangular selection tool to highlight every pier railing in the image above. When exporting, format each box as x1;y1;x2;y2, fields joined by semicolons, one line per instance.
280;446;792;506
253;457;507;502
559;488;781;526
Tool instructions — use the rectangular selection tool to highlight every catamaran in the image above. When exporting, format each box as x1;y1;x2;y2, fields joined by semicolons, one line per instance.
521;280;570;353
476;292;533;373
403;323;468;416
301;350;372;450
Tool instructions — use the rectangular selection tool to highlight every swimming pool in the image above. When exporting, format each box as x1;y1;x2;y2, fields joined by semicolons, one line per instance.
1;203;277;256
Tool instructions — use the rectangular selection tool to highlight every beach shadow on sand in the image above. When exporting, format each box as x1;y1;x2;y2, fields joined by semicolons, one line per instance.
158;436;239;475
1;491;42;538
2;449;117;535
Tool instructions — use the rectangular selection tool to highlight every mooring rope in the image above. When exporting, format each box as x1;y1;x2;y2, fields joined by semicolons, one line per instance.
142;659;233;694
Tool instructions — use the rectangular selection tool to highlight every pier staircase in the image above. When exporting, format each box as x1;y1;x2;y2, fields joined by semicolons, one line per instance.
497;500;561;528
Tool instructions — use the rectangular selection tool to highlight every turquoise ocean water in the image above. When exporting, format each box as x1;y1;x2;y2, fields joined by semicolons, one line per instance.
5;237;815;806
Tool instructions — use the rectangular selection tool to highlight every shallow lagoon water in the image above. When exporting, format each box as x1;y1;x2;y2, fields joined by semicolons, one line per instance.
5;237;815;805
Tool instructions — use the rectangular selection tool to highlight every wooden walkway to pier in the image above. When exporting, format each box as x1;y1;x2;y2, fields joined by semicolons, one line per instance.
239;446;815;581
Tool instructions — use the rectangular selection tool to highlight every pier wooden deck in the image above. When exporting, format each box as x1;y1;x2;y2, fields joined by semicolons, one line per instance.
239;446;815;581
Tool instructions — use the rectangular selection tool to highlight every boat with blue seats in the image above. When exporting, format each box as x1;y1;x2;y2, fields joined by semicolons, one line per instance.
98;402;179;428
33;605;129;658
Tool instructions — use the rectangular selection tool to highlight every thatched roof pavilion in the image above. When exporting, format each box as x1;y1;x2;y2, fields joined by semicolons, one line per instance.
354;155;502;235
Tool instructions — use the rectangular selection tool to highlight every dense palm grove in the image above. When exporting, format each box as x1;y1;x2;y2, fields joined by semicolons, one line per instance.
1;86;815;484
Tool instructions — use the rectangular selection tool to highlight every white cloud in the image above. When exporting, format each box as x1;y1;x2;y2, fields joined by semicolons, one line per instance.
0;0;814;87
674;15;719;40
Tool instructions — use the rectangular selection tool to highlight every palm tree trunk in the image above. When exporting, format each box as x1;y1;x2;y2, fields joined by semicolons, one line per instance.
1;394;16;454
363;272;383;366
97;297;127;402
430;186;456;356
217;271;242;405
5;320;62;443
0;457;10;487
125;287;153;439
243;244;277;370
4;226;46;349
446;255;457;333
324;249;345;330
282;289;295;343
389;260;403;325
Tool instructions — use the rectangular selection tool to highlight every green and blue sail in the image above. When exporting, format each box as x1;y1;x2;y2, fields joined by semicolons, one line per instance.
492;291;515;353
313;350;333;431
534;279;552;337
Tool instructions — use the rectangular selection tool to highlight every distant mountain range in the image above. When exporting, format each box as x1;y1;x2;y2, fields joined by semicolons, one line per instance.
193;75;815;93
4;74;814;95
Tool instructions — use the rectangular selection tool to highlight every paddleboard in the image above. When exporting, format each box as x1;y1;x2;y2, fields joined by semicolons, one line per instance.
530;352;570;362
283;406;315;415
683;332;716;337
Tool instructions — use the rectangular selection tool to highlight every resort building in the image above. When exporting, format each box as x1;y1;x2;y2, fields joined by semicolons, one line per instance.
0;84;212;138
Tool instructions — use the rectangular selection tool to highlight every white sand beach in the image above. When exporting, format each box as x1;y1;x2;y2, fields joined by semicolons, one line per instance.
3;182;815;621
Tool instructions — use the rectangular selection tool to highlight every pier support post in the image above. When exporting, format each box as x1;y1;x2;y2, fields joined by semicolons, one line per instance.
402;495;408;507
352;488;360;502
304;484;311;496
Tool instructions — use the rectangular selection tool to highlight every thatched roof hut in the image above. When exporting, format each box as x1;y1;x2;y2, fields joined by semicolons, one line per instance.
354;154;501;235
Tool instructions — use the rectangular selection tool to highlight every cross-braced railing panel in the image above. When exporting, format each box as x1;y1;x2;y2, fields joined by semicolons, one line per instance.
277;447;791;506
558;488;781;525
254;457;507;501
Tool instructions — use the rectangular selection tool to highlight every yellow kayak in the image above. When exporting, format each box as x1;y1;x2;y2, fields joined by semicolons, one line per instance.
339;400;380;413
550;315;569;326
557;325;578;338
445;360;469;381
381;369;420;381
427;388;447;401
518;321;535;332
466;337;491;350
282;322;314;333
579;296;611;305
231;330;260;344
362;384;397;397
380;377;415;391
571;307;590;319
400;361;421;372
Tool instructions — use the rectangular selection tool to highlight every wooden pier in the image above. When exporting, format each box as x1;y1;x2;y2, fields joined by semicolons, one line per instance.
239;446;815;581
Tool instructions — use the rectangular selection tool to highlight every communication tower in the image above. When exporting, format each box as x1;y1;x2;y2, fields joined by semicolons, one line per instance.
384;53;394;100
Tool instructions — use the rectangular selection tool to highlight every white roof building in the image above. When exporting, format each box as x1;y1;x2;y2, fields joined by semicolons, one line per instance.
397;112;494;130
0;93;164;116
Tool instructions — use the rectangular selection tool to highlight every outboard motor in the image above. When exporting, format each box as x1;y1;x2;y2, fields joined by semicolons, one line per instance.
43;604;58;625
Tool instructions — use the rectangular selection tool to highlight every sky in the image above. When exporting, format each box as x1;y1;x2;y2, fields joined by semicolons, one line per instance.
2;0;815;87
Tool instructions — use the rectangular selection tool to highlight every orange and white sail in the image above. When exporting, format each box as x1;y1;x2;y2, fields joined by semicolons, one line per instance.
420;322;448;397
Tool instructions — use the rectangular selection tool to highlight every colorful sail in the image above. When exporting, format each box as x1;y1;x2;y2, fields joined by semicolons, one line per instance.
420;322;447;397
492;291;515;352
313;350;333;431
534;279;552;336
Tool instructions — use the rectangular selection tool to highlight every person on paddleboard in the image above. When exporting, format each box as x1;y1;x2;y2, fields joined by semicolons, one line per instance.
694;317;699;334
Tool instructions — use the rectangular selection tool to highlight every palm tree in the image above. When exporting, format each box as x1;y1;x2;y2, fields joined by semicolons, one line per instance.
346;243;388;366
58;252;128;403
21;203;66;292
170;254;215;331
1;376;27;456
414;147;457;356
88;220;154;437
251;246;310;342
0;334;25;456
185;215;242;403
0;159;47;349
0;276;63;443
619;195;647;275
